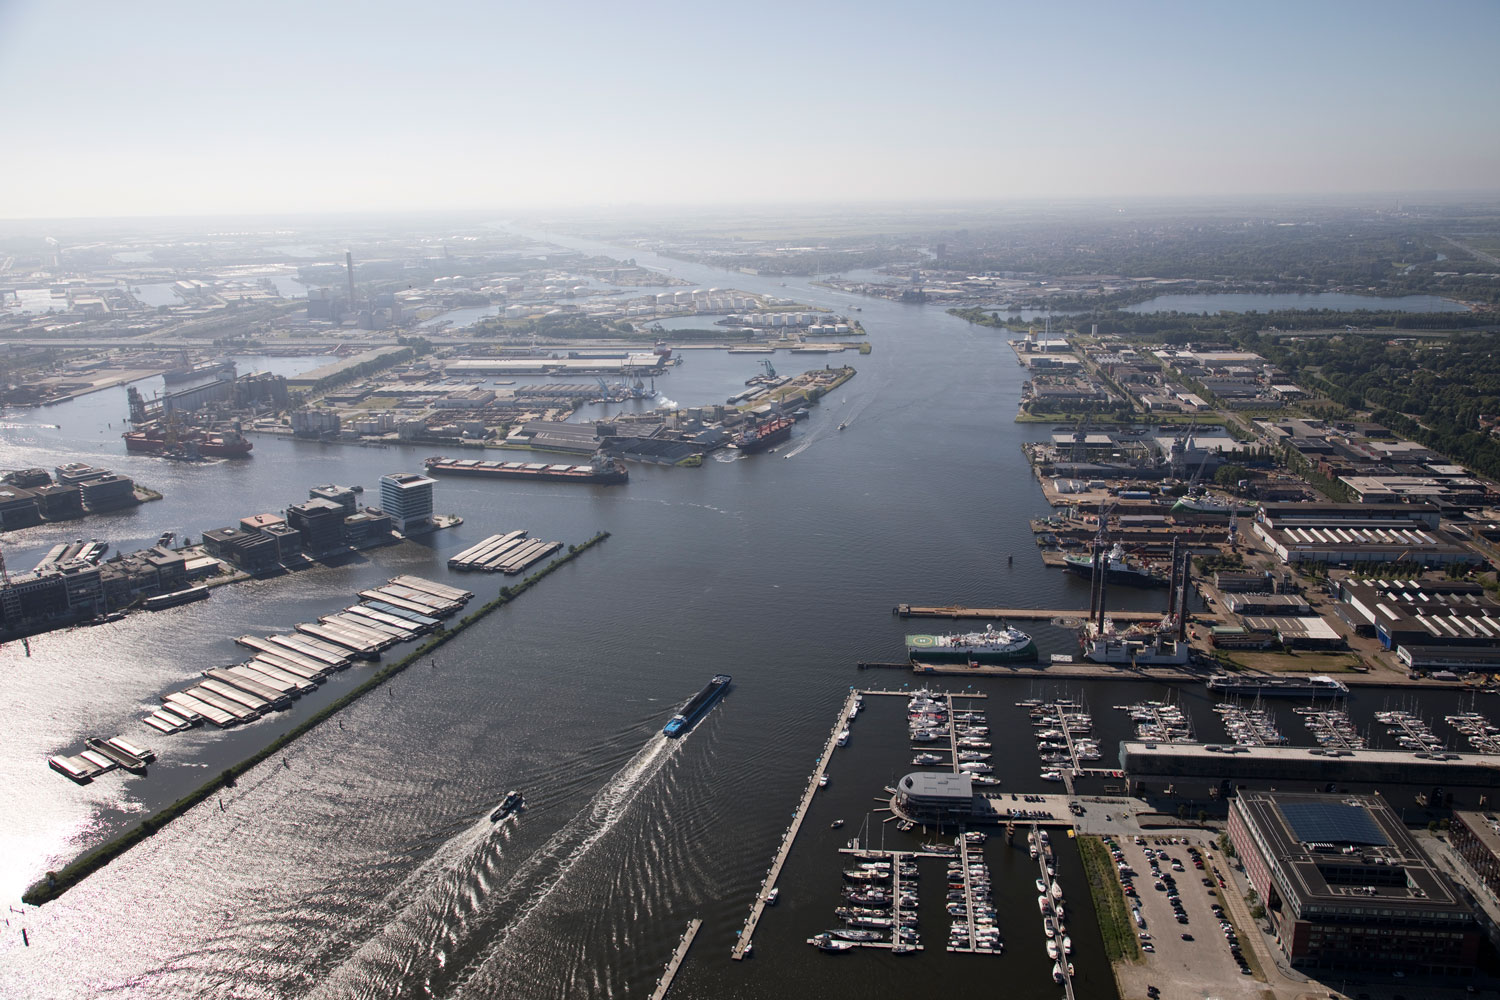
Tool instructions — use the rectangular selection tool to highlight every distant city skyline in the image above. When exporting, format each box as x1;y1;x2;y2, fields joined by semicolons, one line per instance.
2;0;1497;219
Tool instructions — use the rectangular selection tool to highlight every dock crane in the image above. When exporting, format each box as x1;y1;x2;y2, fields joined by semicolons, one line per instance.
758;358;776;379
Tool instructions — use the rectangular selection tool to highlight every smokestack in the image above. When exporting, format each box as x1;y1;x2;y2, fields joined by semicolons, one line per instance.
345;251;356;309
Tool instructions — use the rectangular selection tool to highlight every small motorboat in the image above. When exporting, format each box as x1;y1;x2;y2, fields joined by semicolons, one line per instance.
831;819;845;829
808;933;855;953
490;790;524;822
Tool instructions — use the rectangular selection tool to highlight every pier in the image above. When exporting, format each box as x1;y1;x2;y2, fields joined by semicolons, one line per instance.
649;918;701;1000
895;604;1181;623
732;688;860;960
1033;824;1077;1000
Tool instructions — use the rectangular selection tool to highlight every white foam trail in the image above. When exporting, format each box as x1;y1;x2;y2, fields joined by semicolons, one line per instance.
311;737;677;1000
783;437;814;459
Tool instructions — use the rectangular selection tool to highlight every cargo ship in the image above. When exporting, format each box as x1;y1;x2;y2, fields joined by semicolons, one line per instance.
424;452;627;485
124;426;253;458
662;674;732;737
1205;673;1349;698
163;359;236;385
1063;542;1167;588
906;623;1037;662
732;415;793;454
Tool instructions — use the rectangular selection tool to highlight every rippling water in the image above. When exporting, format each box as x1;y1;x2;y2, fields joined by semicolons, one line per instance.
1;235;1477;999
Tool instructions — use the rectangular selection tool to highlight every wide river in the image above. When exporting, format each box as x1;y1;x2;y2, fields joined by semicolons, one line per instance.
0;235;1478;999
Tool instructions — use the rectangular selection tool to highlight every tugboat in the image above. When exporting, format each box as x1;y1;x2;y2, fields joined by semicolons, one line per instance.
490;789;524;822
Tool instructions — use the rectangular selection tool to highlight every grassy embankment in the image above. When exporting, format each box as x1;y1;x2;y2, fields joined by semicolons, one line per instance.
1078;834;1142;963
22;531;611;906
1215;651;1364;674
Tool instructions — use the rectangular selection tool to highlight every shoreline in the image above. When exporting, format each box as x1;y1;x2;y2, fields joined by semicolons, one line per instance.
21;531;610;907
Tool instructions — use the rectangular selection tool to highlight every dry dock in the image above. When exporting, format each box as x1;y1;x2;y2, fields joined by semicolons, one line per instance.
650;918;702;1000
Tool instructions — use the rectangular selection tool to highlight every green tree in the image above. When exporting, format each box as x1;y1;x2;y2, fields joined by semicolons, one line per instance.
1214;464;1249;488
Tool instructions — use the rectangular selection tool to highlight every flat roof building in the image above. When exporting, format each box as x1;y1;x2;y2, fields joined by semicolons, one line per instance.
379;473;435;534
893;771;974;823
1253;507;1475;567
1339;579;1500;655
1229;791;1479;974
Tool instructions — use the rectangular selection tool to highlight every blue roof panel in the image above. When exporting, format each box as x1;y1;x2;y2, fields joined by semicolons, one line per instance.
1279;801;1388;846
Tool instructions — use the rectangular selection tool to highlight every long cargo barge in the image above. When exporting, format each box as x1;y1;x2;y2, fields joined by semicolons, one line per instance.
143;585;211;611
389;574;474;602
663;674;732;738
425;454;628;485
361;600;441;629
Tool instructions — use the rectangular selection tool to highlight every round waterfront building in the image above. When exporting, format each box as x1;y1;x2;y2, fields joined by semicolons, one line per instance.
894;771;975;823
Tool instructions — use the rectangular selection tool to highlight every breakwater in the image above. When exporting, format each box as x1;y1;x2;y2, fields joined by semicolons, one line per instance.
22;531;610;906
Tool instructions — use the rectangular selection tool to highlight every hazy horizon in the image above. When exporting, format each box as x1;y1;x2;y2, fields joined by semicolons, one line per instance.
3;0;1498;219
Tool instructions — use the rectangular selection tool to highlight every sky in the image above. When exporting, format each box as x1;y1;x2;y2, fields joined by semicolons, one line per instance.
1;0;1497;218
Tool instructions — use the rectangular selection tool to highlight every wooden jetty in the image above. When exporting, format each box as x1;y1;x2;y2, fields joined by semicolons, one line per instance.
732;689;859;960
650;918;701;1000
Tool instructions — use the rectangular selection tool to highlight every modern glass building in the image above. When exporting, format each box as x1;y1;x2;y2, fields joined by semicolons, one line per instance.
378;473;435;534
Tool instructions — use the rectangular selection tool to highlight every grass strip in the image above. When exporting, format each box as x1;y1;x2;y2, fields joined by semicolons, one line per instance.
1079;834;1142;963
23;531;610;906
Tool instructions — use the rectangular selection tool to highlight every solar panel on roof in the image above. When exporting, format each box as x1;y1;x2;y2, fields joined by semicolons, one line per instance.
1279;801;1389;846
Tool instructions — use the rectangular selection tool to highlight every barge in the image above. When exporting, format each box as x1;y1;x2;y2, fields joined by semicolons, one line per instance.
424;452;627;485
663;674;732;737
143;585;211;611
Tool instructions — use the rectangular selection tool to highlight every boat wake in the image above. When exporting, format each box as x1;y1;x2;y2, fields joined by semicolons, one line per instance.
308;736;677;1000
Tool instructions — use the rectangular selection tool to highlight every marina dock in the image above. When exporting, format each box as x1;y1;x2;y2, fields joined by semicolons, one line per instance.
649;918;702;1000
732;688;860;960
1032;824;1077;1000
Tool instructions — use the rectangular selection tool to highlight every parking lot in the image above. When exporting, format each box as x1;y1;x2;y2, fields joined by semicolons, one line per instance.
1105;833;1268;1000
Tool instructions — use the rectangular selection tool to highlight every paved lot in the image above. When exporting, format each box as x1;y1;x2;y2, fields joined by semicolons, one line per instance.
1106;832;1268;1000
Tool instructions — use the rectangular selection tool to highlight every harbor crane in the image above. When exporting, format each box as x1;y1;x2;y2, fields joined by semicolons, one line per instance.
758;358;776;379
